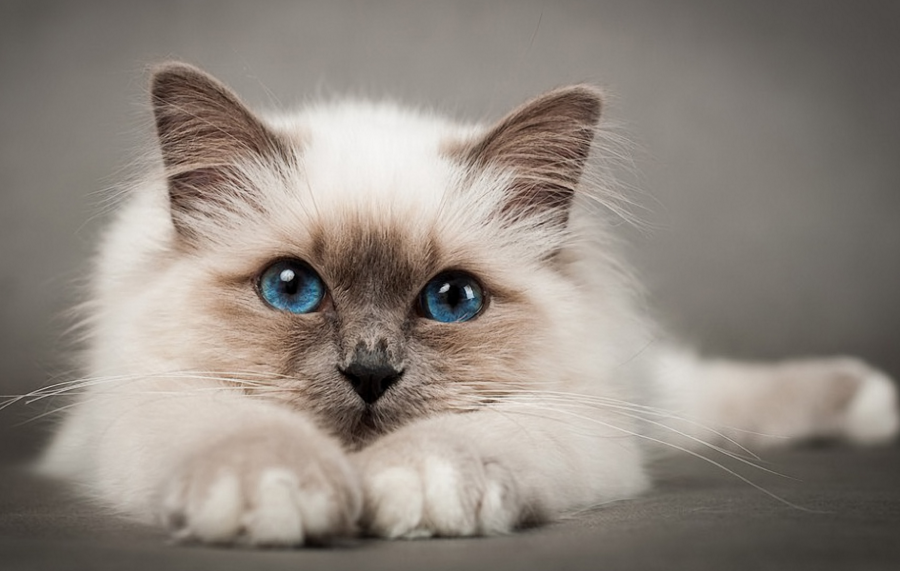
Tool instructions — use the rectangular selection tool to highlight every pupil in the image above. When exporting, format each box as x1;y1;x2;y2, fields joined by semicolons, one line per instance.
419;272;483;322
440;283;462;307
279;268;298;295
438;281;473;309
440;282;462;307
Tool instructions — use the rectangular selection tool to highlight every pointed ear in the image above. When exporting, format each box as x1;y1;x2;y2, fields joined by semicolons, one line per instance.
457;85;602;227
151;62;288;235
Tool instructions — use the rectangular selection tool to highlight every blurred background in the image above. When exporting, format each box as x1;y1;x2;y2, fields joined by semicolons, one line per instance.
2;1;899;432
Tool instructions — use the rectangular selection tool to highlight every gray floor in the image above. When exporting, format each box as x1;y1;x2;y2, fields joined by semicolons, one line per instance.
2;422;899;571
2;1;900;569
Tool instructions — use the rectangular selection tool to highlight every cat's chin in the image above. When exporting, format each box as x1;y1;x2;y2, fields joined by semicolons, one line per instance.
339;406;396;450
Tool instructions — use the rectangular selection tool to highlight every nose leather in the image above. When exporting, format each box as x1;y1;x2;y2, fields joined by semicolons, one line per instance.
339;345;403;404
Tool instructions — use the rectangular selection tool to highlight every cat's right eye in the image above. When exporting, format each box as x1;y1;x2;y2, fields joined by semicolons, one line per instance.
257;259;325;314
418;271;485;323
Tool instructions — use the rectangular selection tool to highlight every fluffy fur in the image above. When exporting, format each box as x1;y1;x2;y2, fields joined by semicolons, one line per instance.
36;63;899;546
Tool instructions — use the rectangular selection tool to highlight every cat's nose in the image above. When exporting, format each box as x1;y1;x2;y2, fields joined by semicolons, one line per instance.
339;347;403;404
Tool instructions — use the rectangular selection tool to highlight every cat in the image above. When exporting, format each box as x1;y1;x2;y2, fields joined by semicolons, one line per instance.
36;62;899;546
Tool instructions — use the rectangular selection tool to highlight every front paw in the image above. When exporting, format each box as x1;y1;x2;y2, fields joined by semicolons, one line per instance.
354;432;525;539
162;429;361;546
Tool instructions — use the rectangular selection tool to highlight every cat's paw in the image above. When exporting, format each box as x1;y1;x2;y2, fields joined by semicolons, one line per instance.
162;429;361;546
354;431;525;539
840;360;899;445
769;357;899;446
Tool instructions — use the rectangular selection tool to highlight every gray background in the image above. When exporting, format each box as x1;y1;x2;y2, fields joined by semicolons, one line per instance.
2;1;899;396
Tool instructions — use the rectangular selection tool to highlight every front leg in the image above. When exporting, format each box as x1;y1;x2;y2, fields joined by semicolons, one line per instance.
41;382;362;546
354;409;648;538
163;416;361;546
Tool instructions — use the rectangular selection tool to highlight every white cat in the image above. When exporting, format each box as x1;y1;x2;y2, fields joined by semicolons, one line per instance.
38;63;898;546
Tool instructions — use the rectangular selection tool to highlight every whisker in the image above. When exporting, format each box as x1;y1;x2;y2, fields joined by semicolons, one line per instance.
2;369;304;411
520;398;792;480
517;393;762;458
494;402;817;512
474;389;773;460
446;390;795;480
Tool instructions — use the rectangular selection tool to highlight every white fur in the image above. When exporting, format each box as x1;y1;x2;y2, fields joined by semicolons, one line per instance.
844;368;900;445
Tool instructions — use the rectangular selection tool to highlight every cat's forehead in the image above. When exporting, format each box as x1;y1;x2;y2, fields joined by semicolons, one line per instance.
309;219;442;306
261;103;487;260
209;102;529;286
273;102;473;212
286;202;481;301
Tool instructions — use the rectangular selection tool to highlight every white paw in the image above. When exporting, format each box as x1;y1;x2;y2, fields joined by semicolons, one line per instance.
733;357;900;447
162;431;361;546
843;365;900;445
355;433;523;539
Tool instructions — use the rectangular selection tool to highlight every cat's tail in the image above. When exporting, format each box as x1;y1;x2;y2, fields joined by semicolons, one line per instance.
648;347;900;451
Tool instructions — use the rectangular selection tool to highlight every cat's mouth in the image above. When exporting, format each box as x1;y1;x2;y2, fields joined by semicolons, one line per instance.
342;405;389;448
358;406;378;430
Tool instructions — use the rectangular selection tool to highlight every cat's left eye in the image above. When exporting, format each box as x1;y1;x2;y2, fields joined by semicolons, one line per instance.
257;259;325;314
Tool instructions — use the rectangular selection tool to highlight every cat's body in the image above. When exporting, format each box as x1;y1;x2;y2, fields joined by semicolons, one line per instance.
40;63;899;545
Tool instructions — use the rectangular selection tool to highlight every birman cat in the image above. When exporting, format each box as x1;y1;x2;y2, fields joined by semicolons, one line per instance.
38;63;899;546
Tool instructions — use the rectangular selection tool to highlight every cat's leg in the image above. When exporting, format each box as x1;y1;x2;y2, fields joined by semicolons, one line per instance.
353;407;648;539
651;349;900;450
40;377;360;546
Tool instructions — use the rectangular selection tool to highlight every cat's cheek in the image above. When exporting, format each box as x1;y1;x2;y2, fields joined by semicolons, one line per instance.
353;431;524;538
160;428;362;546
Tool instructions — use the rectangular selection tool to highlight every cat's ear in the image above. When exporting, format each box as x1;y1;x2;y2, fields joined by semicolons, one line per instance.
151;62;288;236
456;85;602;227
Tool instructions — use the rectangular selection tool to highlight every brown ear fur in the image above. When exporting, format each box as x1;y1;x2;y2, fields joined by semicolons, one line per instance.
458;85;603;226
151;62;289;235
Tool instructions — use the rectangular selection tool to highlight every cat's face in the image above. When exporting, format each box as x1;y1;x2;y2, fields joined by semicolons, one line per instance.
144;64;602;446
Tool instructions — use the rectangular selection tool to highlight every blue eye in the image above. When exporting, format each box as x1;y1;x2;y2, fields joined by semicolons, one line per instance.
258;259;325;314
418;271;485;323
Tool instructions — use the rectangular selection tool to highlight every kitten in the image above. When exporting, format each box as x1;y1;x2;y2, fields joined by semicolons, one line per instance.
38;62;899;546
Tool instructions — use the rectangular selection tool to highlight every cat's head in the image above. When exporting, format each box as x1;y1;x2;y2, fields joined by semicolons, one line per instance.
124;63;611;446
